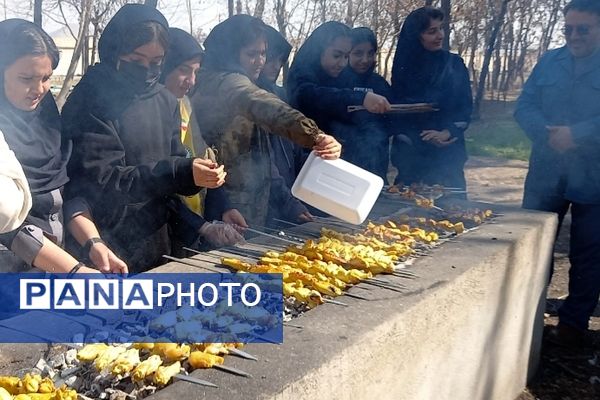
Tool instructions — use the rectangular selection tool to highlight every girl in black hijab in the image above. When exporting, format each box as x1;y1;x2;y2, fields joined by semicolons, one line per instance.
160;27;248;234
390;6;472;191
192;15;341;228
0;19;125;274
339;27;395;179
287;21;392;179
62;4;240;273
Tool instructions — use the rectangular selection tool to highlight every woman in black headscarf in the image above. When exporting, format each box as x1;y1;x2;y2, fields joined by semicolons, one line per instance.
191;15;341;228
338;27;395;179
62;4;243;273
160;27;248;234
0;19;125;274
390;6;472;191
286;21;392;179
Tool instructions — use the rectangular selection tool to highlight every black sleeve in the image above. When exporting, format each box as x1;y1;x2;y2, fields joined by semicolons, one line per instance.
63;99;199;207
204;187;232;222
290;77;367;121
166;196;205;246
444;56;473;140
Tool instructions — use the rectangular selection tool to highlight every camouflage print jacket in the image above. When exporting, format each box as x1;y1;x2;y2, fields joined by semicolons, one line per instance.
192;70;321;226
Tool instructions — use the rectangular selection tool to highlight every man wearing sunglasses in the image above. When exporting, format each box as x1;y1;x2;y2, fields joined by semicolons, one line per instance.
515;0;600;349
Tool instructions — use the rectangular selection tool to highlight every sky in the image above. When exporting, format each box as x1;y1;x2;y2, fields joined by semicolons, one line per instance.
2;0;232;37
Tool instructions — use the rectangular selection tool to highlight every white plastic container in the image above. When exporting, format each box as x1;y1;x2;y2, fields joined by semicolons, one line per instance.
291;152;384;225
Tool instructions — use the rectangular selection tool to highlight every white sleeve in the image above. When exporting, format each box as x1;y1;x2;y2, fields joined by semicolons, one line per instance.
0;130;32;233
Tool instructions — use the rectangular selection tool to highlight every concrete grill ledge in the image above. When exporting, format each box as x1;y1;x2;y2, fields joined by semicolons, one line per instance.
149;200;558;400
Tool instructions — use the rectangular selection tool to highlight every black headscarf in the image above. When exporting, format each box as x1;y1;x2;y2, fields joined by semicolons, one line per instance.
264;25;292;64
391;6;450;101
202;14;267;77
0;19;69;194
257;25;292;93
286;21;351;108
160;27;204;83
67;4;169;122
98;4;169;67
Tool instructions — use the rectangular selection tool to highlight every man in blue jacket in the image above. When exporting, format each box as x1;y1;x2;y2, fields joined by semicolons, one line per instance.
515;0;600;347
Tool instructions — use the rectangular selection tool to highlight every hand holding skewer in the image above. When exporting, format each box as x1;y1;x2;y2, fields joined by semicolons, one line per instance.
192;158;227;188
222;209;248;233
362;92;392;114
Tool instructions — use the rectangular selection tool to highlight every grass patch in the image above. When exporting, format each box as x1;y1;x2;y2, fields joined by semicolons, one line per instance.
466;102;531;161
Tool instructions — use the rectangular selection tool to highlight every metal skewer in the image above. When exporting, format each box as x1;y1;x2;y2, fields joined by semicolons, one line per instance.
283;322;303;329
324;298;348;307
174;373;219;388
162;255;228;273
213;364;253;378
250;225;306;243
228;347;259;361
244;227;301;245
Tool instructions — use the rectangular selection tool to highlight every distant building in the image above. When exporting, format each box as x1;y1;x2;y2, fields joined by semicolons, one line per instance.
49;25;92;80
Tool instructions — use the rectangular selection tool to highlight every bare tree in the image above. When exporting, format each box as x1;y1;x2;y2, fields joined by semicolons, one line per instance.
345;0;353;26
56;0;92;107
34;0;43;26
441;0;450;50
472;0;511;119
254;0;265;18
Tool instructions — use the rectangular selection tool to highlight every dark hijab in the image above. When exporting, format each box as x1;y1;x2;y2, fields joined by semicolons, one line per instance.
67;4;170;121
257;25;292;92
160;27;204;84
202;14;267;77
391;6;450;100
0;19;68;194
350;27;378;77
286;21;351;108
264;25;292;64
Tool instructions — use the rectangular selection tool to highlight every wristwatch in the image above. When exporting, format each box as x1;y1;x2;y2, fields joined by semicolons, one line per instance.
83;237;105;255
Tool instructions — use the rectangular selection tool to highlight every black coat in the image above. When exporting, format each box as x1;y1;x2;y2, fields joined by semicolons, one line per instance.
390;13;472;189
62;5;200;272
286;22;366;133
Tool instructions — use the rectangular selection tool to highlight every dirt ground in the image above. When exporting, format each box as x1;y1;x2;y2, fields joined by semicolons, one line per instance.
465;156;600;400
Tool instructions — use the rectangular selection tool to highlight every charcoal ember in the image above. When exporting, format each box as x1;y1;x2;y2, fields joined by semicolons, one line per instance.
106;388;135;400
64;375;80;390
49;353;66;369
65;349;78;366
34;358;56;379
60;366;81;378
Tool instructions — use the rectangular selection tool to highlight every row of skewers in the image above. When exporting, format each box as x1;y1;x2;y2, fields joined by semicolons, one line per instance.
0;209;494;398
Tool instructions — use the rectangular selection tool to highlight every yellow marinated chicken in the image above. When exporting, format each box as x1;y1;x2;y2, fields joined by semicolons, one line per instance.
0;376;20;395
94;346;126;371
132;355;163;382
283;282;323;308
133;342;155;351
18;374;41;394
77;343;109;362
111;348;141;376
188;351;224;369
37;379;54;394
152;343;190;362
153;361;181;386
29;387;77;400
